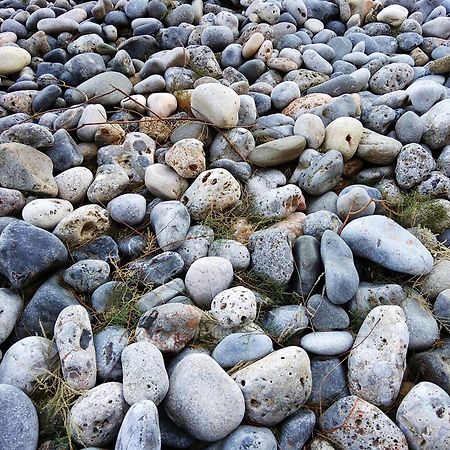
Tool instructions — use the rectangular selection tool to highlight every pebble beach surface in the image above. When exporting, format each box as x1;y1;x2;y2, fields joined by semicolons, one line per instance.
1;0;450;449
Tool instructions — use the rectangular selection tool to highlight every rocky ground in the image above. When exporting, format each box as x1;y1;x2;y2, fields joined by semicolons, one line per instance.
0;0;450;449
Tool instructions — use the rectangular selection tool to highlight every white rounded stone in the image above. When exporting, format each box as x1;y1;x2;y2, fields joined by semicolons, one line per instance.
22;199;73;230
211;286;257;328
55;167;94;204
0;47;31;75
145;163;189;200
147;93;177;117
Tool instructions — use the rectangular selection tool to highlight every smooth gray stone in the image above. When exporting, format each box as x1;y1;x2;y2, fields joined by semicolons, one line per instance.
262;305;309;340
410;339;450;394
137;279;185;312
115;400;161;450
150;201;190;251
395;111;424;144
401;296;439;351
212;332;273;369
249;228;294;286
434;289;450;329
207;425;277;450
164;354;245;442
349;282;406;319
307;192;338;214
321;230;358;305
303;211;343;241
0;384;39;450
46;128;83;173
72;235;120;264
297;150;344;195
159;408;198;449
292;235;322;299
0;221;67;289
307;294;350;331
309;357;349;406
94;326;128;381
341;215;434;275
129;251;185;286
279;409;316;450
208;239;250;271
66;71;133;106
16;274;78;339
63;259;110;294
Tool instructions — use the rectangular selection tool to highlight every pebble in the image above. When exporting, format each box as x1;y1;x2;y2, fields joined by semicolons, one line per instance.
181;168;241;220
249;228;294;285
94;326;128;381
69;382;128;447
145;163;189;200
0;384;39;450
249;135;305;167
185;256;234;309
54;305;97;390
336;186;376;221
121;341;169;405
293;113;325;148
396;382;450;450
208;239;250;270
210;286;257;328
165;353;245;441
322;117;363;161
319;395;408;449
307;294;350;331
341;215;434;275
191;83;240;128
165;138;206;178
279;409;316;450
115;400;161;450
0;336;57;394
53;204;110;247
0;221;67;289
232;347;312;426
321;230;359;305
212;332;273;369
22;199;73;230
63;259;110;294
301;331;354;356
0;47;31;75
0;143;58;196
107;193;146;226
209;425;277;450
136;303;202;352
0;288;22;344
348;305;409;407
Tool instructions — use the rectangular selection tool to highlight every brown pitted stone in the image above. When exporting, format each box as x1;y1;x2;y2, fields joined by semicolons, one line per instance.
53;204;110;247
282;93;333;120
136;303;203;352
165;138;206;179
0;90;37;114
319;395;408;449
0;143;58;196
181;168;241;220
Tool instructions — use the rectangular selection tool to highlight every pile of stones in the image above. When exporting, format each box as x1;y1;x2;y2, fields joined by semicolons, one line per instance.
0;0;450;448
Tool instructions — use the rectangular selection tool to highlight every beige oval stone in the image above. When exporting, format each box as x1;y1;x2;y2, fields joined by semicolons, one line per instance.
53;204;110;247
242;32;265;58
147;93;178;117
0;47;31;75
283;93;333;120
145;163;189;200
322;117;363;161
191;84;240;128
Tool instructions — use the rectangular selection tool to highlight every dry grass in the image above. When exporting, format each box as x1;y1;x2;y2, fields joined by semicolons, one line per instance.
32;364;81;450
